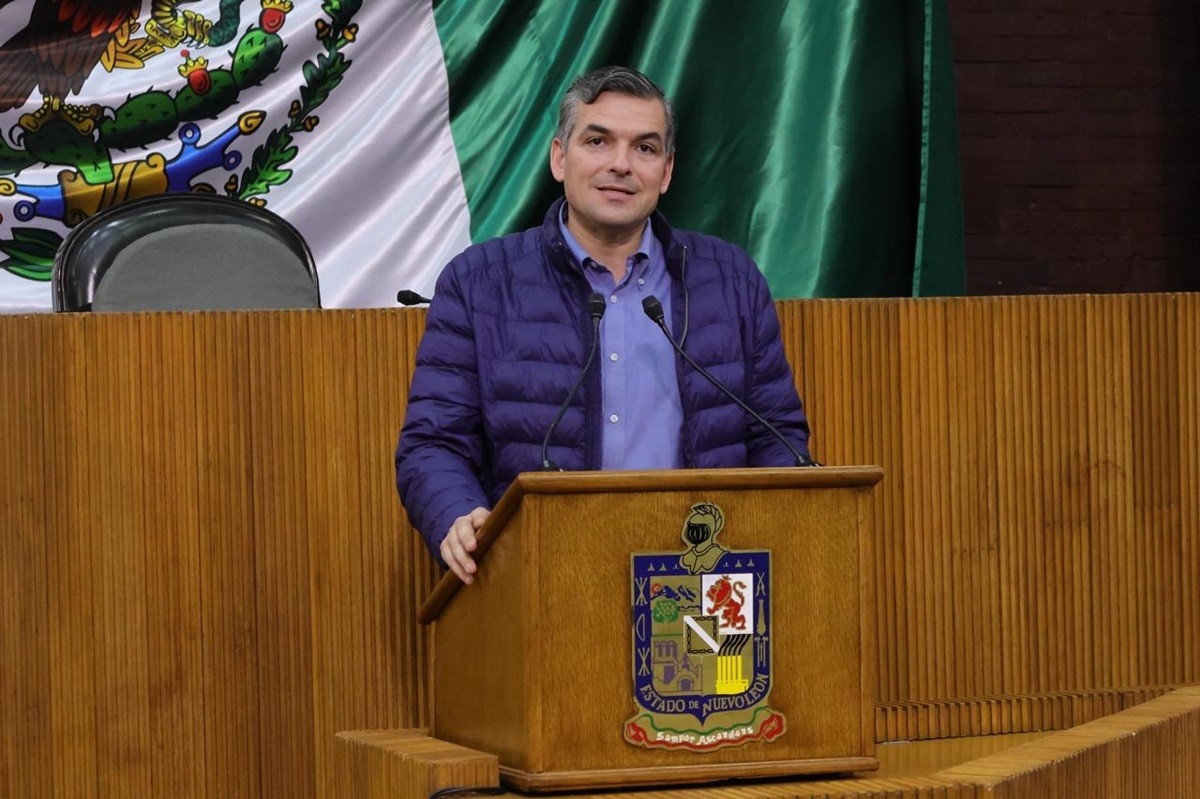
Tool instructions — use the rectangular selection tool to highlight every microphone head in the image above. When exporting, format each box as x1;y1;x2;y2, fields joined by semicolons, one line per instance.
397;289;431;306
588;292;607;320
641;295;665;323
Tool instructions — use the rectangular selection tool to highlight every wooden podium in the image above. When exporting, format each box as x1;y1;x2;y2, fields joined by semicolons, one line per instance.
418;466;882;792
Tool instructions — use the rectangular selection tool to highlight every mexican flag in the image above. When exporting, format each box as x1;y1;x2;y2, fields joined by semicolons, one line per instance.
0;0;963;313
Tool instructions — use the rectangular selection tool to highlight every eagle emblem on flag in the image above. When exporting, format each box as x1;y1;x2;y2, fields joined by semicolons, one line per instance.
0;1;361;283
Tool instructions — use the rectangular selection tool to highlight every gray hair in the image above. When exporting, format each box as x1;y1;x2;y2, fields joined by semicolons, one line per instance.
555;66;676;154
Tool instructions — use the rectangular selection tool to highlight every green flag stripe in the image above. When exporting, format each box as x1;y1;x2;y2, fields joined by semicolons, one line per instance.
433;0;965;298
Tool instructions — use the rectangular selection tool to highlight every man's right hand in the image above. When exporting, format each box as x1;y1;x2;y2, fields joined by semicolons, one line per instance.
439;506;490;584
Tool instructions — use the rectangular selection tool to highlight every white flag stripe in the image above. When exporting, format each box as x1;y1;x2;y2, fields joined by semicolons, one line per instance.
276;1;471;307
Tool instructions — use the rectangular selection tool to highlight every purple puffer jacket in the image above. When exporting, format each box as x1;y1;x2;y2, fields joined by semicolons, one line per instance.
396;198;811;552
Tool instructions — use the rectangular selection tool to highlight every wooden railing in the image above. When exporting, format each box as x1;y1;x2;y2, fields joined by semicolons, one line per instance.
1;294;1196;797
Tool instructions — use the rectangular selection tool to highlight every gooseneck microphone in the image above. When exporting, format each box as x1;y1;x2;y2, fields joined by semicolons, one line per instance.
641;295;816;467
540;292;608;470
397;289;433;305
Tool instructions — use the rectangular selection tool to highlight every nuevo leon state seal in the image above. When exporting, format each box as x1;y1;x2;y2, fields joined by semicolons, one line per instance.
624;502;786;751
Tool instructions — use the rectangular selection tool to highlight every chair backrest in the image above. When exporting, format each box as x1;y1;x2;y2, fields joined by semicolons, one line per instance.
52;193;320;312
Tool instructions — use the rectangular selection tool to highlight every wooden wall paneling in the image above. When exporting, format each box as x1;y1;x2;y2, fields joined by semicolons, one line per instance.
1047;296;1069;696
1081;295;1123;692
1178;294;1199;684
0;316;51;798
1128;295;1156;687
896;299;924;720
354;310;407;734
349;308;440;738
194;312;262;798
858;301;908;733
361;311;401;731
301;310;354;796
1152;294;1179;687
1170;292;1195;684
1123;292;1152;686
245;310;315;799
785;299;911;741
1159;294;1188;687
1029;296;1059;700
928;300;957;728
138;313;205;797
1110;295;1138;691
897;299;951;732
978;298;1004;720
359;312;393;729
86;313;153;797
4;297;1200;796
1159;293;1184;686
1070;297;1099;691
40;316;100;797
308;309;348;793
1043;295;1092;694
943;299;1001;724
304;309;384;797
995;296;1039;700
1084;297;1108;686
1032;296;1104;706
943;299;968;713
802;299;853;466
1129;295;1179;688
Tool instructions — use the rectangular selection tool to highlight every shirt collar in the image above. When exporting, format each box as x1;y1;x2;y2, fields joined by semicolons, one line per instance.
558;202;656;273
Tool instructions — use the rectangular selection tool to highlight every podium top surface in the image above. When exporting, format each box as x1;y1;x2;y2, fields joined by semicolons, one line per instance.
417;466;881;624
507;465;882;494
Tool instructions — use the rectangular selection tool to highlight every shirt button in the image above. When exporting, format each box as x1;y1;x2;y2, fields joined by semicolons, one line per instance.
609;352;619;361
610;294;618;303
637;278;645;286
609;414;620;423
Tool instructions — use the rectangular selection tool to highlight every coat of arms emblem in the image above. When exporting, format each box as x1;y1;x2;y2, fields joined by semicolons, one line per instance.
625;502;785;751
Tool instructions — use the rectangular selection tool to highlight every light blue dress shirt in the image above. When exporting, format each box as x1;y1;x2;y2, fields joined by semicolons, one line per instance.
559;206;684;470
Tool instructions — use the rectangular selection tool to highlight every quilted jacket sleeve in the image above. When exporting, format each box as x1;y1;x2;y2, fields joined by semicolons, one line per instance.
395;263;490;553
744;262;813;466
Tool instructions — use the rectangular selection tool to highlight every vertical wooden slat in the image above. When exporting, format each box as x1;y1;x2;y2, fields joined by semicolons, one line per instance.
944;299;999;719
88;314;153;797
0;315;52;798
859;301;906;718
194;312;261;797
39;315;100;797
246;310;313;799
355;310;402;734
305;309;366;797
141;313;205;797
1179;294;1199;685
992;297;1020;705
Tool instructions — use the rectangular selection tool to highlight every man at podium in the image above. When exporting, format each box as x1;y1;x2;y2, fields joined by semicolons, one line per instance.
396;66;812;583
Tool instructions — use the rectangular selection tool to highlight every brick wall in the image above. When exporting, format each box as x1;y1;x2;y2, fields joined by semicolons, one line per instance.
952;1;1199;294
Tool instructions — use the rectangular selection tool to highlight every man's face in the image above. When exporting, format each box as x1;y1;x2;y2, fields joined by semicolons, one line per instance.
550;91;674;242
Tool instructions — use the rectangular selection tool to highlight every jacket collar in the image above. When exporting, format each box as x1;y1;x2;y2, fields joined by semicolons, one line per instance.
542;197;686;281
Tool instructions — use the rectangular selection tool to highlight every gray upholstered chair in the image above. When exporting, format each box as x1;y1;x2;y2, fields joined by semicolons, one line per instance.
52;193;320;311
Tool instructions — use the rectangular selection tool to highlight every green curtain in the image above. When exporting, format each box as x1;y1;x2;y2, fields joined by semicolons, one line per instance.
434;0;965;297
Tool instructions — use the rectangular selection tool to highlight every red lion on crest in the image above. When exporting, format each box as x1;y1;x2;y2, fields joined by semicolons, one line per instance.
705;575;747;630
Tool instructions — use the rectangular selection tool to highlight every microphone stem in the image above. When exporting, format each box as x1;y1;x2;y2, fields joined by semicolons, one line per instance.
652;318;812;467
541;314;602;470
